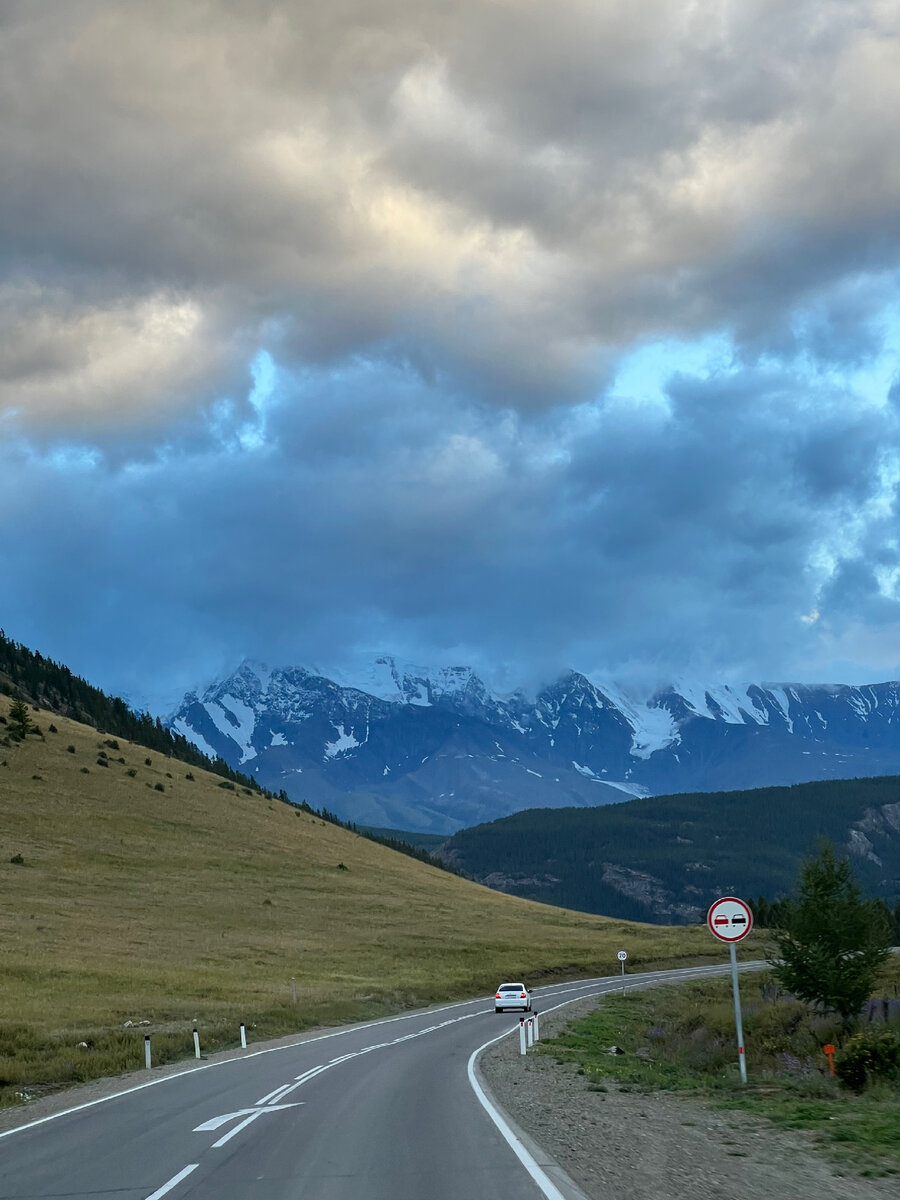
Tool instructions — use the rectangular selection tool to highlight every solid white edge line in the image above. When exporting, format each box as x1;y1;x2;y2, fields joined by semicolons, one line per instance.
143;1162;198;1200
0;985;590;1141
467;1033;568;1200
466;962;767;1200
0;964;764;1143
0;993;493;1141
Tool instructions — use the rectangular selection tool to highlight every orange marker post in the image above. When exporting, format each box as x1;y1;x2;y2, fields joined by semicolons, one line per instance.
823;1044;836;1076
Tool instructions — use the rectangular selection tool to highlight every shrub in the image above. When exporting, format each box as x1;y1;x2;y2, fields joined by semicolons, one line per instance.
9;853;24;865
154;782;165;792
126;768;137;777
80;767;90;774
835;1029;900;1093
218;781;235;791
67;745;76;753
48;724;58;733
144;758;152;766
104;739;120;750
185;773;195;781
95;759;109;768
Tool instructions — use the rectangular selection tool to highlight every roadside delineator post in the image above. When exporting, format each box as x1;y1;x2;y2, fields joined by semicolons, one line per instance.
291;977;298;1006
240;1023;247;1049
519;1017;527;1056
144;1034;151;1069
193;1023;201;1059
533;1011;540;1042
527;1018;534;1047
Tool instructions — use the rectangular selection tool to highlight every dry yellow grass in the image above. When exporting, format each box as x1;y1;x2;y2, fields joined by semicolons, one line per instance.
0;694;717;1039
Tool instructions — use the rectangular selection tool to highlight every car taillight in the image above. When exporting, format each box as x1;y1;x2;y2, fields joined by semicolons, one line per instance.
495;993;502;998
520;992;527;997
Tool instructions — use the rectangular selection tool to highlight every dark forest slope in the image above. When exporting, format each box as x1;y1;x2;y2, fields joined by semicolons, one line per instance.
437;776;900;923
0;628;256;785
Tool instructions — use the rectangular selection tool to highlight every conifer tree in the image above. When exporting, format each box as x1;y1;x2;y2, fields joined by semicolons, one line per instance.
8;698;32;739
770;842;892;1031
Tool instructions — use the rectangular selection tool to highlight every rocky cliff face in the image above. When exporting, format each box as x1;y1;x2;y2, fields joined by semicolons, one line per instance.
167;658;900;832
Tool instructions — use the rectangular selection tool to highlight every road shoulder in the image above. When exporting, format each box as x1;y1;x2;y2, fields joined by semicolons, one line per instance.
478;997;897;1200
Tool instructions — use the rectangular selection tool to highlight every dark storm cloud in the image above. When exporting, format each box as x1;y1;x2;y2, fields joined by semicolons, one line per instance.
3;354;899;706
3;1;900;702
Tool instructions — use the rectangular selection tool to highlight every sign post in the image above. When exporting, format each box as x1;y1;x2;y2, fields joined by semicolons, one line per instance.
707;896;753;1085
617;949;628;994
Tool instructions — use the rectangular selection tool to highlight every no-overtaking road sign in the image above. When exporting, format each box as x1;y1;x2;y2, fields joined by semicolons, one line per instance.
707;896;753;943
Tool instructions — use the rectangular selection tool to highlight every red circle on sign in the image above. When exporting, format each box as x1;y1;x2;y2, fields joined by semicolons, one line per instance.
707;896;753;942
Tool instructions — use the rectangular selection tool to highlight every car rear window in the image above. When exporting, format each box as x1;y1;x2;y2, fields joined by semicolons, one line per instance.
501;984;524;991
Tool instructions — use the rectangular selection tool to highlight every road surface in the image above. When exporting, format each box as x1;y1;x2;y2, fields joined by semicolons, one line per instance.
0;963;753;1200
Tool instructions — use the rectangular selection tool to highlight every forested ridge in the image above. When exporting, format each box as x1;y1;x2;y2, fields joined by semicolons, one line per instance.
0;628;258;784
438;776;900;923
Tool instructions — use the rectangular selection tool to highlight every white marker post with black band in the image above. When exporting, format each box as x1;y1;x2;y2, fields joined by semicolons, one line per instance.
707;896;753;1084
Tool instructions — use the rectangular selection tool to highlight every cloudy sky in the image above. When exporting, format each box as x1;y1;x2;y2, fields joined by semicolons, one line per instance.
3;0;900;711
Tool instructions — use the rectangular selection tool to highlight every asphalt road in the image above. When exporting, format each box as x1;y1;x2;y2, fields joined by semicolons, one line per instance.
0;963;755;1200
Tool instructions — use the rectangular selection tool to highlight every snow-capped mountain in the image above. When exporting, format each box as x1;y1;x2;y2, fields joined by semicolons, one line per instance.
167;657;900;833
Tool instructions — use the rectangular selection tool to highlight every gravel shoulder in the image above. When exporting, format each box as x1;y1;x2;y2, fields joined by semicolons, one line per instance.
478;997;896;1200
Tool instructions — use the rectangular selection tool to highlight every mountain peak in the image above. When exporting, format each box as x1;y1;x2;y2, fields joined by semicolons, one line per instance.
168;662;900;833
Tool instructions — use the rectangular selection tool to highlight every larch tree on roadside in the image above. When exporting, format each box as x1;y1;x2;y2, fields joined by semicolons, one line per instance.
769;842;893;1033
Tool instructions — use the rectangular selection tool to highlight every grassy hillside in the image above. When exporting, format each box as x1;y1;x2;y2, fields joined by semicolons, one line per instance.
0;628;261;786
0;695;721;1105
437;777;900;922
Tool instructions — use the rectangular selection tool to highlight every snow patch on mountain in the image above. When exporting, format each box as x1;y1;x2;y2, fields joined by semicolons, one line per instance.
167;658;900;833
171;718;218;762
324;655;478;704
204;693;258;763
600;778;652;798
324;724;361;758
590;679;680;759
673;681;755;724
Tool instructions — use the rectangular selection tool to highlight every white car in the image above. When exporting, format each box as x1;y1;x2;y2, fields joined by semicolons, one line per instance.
494;982;532;1013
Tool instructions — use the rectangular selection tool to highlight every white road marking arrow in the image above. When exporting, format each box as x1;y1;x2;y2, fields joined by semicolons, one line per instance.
194;1103;303;1148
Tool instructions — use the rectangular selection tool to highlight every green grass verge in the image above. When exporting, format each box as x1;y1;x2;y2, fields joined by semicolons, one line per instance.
541;960;900;1177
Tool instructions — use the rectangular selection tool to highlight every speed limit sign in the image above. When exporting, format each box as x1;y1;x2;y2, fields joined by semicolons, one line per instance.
616;950;628;961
